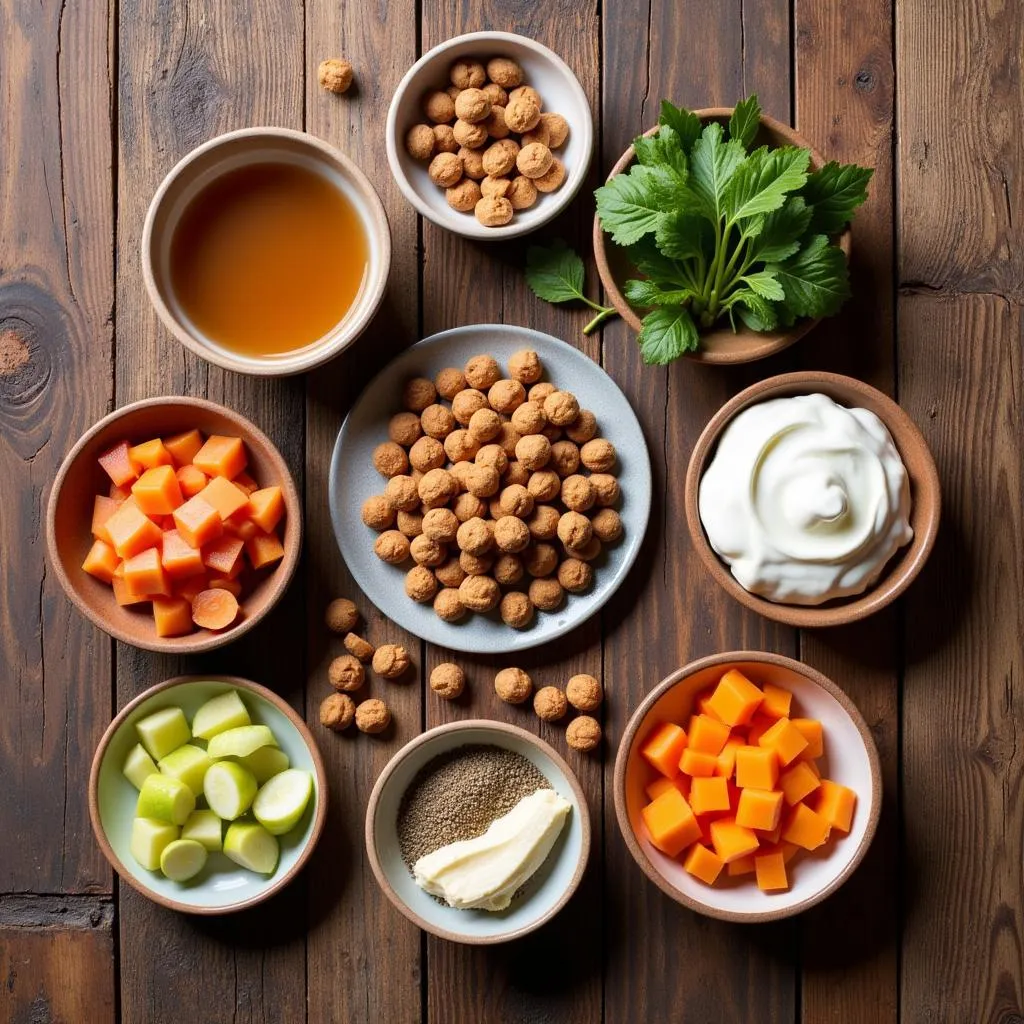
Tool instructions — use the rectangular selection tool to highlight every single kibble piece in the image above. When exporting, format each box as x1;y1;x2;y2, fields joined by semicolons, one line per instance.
422;507;459;543
344;633;375;663
527;470;561;502
465;354;502;390
433;123;458;153
591;507;624;542
476;443;508;474
580;437;616;471
451;387;489;424
516;142;553;179
566;715;602;752
495;422;522;458
504;94;540;133
454;118;489;149
385;474;420;512
558;557;594;593
528;503;561;540
329;654;365;693
515;434;551;471
549;440;581;477
481;138;519;177
565;409;598;444
428;151;463;187
488;378;527;413
405;124;435;160
355;698;391;735
373;643;411;679
460;550;493;576
493;552;524;585
409;534;446;567
450;58;486;89
468;406;502;442
495;666;532;704
458;574;501;612
475;195;513;227
534;686;568;722
524;543;559;578
540;111;570;148
486;56;523;88
529;381;556;402
509;85;542;108
320;693;355;732
587;477;618;512
429;663;465;700
528;576;564;611
403;377;438;412
481;82;508;107
372;441;409;478
561;474;595;512
418;467;456;509
566;673;603;712
494;515;531;553
499;483;534;518
361;494;394;531
409;435;446;472
568;535;602;562
423;89;456;123
510;401;546;435
389;410;422;445
325;597;359;634
433;587;466;622
435;367;467;399
444;428;480;464
520;121;551;148
458;145;486;179
446;178;481;212
454;87;491;123
375;530;411;565
557;510;593;549
318;58;354;94
507;176;538;210
543;390;580;426
405;564;439;602
481;175;512;198
453;492;486;522
435;556;467;589
508;348;542;384
534;158;566;193
483;105;510;139
500;591;534;628
465;464;500;498
421;403;457;440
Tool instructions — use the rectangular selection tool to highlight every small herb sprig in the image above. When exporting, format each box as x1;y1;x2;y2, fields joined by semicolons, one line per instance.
594;94;873;364
524;241;619;335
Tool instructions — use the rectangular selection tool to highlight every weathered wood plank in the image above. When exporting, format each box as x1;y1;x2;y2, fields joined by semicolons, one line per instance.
301;4;423;1023
0;0;115;895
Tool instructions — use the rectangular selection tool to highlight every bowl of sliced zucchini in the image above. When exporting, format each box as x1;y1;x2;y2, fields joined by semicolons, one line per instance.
89;674;327;914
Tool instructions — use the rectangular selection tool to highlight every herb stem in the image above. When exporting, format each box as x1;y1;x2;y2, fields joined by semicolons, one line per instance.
578;294;611;314
583;307;619;335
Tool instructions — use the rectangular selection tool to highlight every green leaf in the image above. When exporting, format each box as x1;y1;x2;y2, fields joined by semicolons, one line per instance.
747;196;812;262
801;161;874;235
524;241;587;304
768;234;851;318
658;100;702;153
595;165;680;246
624;279;695;307
728;94;762;149
735;292;780;332
633;126;688;179
655;210;714;261
688;122;747;221
637;307;700;364
739;270;784;301
625;238;692;287
722;146;810;223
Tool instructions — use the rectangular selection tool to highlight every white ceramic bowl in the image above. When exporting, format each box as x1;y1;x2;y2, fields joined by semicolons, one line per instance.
142;127;391;376
385;32;594;240
366;720;591;944
89;675;327;914
614;652;882;922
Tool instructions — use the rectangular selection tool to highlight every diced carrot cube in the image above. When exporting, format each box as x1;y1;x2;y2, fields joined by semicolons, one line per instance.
805;757;821;779
129;438;174;471
175;464;208;499
122;547;171;597
715;737;745;779
779;761;822;807
709;818;761;864
761;821;783;846
203;535;245;577
792;718;825;759
782;803;832;851
245;530;284;570
641;788;701;857
162;429;204;467
208;576;243;598
645;776;685;802
224;512;259;541
640;722;688;779
810;779;857;833
104;501;164;559
160;529;206;580
760;683;793;721
152;596;195;637
193;435;247;480
683;844;724;885
91;495;121;545
175;575;210;604
98;441;138;487
247;486;285;533
689;776;731;816
679;748;718;778
109;482;133;501
232;472;259;495
81;538;120;583
706;669;764;727
758;718;810;767
780;842;800;864
735;746;779;790
112;576;150;606
735;788;784;832
688;714;732;756
131;465;184;516
727;854;756;876
197;476;250;521
172;495;223;549
746;714;775;746
695;688;725;722
754;850;789;892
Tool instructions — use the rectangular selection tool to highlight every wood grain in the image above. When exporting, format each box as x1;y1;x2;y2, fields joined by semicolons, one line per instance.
0;0;115;896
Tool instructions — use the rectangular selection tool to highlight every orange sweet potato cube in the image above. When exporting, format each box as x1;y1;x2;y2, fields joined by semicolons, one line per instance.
688;714;732;756
754;849;789;892
782;803;832;851
245;530;284;570
640;722;688;779
683;844;724;885
679;748;718;778
810;779;857;833
645;775;688;802
779;760;822;807
91;495;121;546
735;788;784;832
175;464;208;499
746;714;775;746
172;495;223;549
727;854;756;876
689;776;731;816
175;575;210;604
758;718;810;767
715;737;744;779
780;841;800;864
695;688;725;722
162;429;204;467
641;788;702;857
760;683;793;721
152;596;195;638
81;538;120;584
735;746;779;790
709;818;761;864
232;472;259;496
247;486;285;533
122;547;171;598
160;529;205;580
104;501;164;559
129;438;174;471
131;465;184;516
98;441;138;487
208;576;243;598
109;482;133;501
193;435;247;480
706;669;764;727
792;718;825;760
112;575;149;606
224;511;259;541
203;535;245;577
197;476;250;521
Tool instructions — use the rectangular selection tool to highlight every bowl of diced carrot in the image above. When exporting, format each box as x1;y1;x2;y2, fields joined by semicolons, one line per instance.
46;396;302;653
613;651;881;922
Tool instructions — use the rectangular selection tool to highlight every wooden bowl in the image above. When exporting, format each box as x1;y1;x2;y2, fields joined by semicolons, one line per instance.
365;719;591;944
593;108;852;364
89;674;327;914
684;371;940;628
613;652;882;923
46;396;302;653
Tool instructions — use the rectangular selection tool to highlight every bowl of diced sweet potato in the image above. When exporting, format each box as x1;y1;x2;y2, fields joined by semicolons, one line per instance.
613;651;881;922
46;396;301;653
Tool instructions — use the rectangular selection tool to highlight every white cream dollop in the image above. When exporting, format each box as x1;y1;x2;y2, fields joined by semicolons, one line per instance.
412;788;571;912
698;393;913;606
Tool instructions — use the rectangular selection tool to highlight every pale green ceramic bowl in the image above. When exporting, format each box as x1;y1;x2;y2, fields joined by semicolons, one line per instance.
89;675;327;914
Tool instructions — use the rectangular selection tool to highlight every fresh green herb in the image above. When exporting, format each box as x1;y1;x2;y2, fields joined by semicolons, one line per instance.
525;241;619;334
594;94;872;364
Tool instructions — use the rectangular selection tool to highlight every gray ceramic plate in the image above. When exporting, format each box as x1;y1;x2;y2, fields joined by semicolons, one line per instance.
329;324;651;652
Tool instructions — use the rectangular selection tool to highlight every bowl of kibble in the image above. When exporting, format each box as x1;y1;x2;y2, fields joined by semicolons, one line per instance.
366;719;591;943
328;323;651;653
385;31;593;238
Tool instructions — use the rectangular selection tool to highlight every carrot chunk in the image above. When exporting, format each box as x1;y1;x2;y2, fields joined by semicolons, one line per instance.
735;746;779;790
245;530;284;570
82;538;120;583
172;495;223;549
688;714;732;756
706;669;764;727
683;844;724;885
112;575;150;606
224;512;259;541
246;486;285;533
152;596;195;637
91;495;121;546
191;588;239;631
104;501;164;559
197;475;250;521
131;465;184;516
203;535;245;577
759;683;793;721
782;803;832;851
208;576;243;597
735;788;784;832
679;749;718;778
791;718;825;760
162;429;204;467
232;472;259;495
192;435;247;480
641;788;701;857
754;849;789;892
98;441;139;487
160;529;206;580
640;722;688;779
129;438;174;471
809;780;857;833
122;546;171;597
779;761;821;807
708;818;761;864
175;464;208;499
689;776;731;816
758;718;810;767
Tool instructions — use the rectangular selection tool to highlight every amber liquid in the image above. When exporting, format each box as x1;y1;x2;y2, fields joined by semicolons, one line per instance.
169;161;368;357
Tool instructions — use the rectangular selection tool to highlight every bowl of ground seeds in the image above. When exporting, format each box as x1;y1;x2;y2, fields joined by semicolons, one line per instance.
365;719;590;943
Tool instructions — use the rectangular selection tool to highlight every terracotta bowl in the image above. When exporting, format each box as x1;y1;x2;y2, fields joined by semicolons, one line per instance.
46;396;302;653
614;651;882;922
683;371;940;628
89;674;327;914
593;108;851;364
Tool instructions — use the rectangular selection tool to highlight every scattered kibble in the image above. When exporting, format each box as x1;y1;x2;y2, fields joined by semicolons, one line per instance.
373;643;411;679
318;57;354;95
325;597;359;634
495;667;533;705
566;673;602;712
533;685;568;722
344;632;375;663
320;692;355;732
429;663;466;700
328;654;365;693
566;715;602;752
355;698;391;734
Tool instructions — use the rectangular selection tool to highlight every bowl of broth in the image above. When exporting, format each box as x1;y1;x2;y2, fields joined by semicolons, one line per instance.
142;128;391;376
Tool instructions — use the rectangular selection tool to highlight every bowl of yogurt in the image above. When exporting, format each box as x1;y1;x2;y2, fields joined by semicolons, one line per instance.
684;372;941;628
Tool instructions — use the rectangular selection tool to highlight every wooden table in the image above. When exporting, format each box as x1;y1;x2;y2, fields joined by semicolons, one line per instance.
2;0;1021;1021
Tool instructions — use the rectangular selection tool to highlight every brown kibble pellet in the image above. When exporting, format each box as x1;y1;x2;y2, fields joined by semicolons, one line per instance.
557;510;593;550
404;376;439;412
451;388;489;425
540;111;570;148
581;437;616;471
373;441;409;478
529;381;556;402
320;693;355;732
405;123;435;160
465;464;500;498
488;378;527;413
396;509;424;537
433;123;459;153
515;434;551;471
356;698;391;734
534;157;566;193
566;715;601;752
516;142;553;179
435;367;467;399
527;503;561;540
405;564;439;602
459;550;494;576
504;94;540;133
494;515;531;553
483;104;510;140
318;58;354;94
520;121;551;148
590;473;621;507
422;507;459;543
361;494;395;531
456;516;492;556
510;401;546;435
454;118;489;149
454;87;491;124
481;175;512;198
435;556;467;589
429;663;465;700
459;574;500;612
344;633;375;662
385;474;420;512
421;403;457;440
482;138;519;176
373;643;410;679
424;89;456;123
509;85;542;108
409;435;446;472
495;666;532;704
434;587;466;622
496;422;522;457
528;576;564;611
527;470;561;502
499;483;534;518
508;349;542;384
444;428;480;464
445;84;462;101
409;533;446;567
558;557;593;593
375;530;411;565
475;443;508;474
468;406;502;442
566;673;603;712
450;58;486;89
328;654;365;693
417;468;456;510
561;474;595;512
507;175;538;210
505;460;530;487
568;535;602;561
481;82;508;107
325;597;359;634
565;409;598;444
453;492;487;522
541;422;563;443
549;440;581;478
543;390;580;426
486;56;523;88
534;685;568;722
500;591;535;628
493;552;525;585
475;195;513;226
459;145;487;179
524;542;558;577
447;178;482;212
591;507;624;543
389;410;422;446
